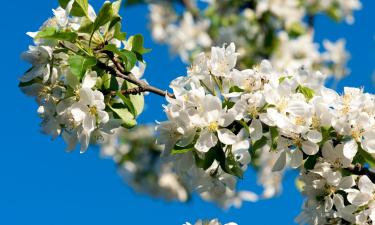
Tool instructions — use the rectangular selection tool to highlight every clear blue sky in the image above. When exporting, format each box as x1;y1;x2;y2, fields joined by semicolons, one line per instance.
0;1;374;224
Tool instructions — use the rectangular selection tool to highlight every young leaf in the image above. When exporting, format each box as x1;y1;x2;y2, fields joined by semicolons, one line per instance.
68;55;97;80
70;0;89;17
78;18;94;33
358;146;375;167
109;105;137;128
251;136;268;156
116;92;136;116
128;34;151;54
36;27;78;42
121;81;144;116
102;73;119;91
93;1;114;32
270;126;279;150
58;0;70;8
103;44;137;71
119;50;137;72
297;85;315;101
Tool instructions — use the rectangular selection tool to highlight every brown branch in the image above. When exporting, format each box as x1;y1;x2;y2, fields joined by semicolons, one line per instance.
100;51;175;98
345;164;375;183
111;87;147;95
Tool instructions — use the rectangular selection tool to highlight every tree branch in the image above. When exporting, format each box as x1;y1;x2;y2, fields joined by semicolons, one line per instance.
345;164;375;183
111;87;147;95
101;51;175;98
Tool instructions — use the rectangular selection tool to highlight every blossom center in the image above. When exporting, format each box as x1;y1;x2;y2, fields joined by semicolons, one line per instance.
89;106;98;116
207;122;219;132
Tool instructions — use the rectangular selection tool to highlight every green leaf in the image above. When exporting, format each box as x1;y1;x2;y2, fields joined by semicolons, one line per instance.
58;0;70;8
119;50;137;71
358;146;375;168
128;34;151;54
93;1;114;32
288;22;306;38
70;0;89;17
78;18;94;33
103;45;137;71
102;73;119;91
109;104;137;128
108;15;122;32
327;6;341;22
121;81;144;116
116;92;136;116
112;0;122;14
68;55;97;80
36;27;78;42
297;85;315;101
112;23;126;41
229;86;244;93
251;136;268;155
270;127;279;150
171;145;194;155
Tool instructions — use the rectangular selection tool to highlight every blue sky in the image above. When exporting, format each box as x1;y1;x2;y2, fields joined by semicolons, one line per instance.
0;1;374;224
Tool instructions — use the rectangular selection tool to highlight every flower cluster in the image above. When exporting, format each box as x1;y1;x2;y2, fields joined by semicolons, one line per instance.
149;3;212;62
145;0;356;80
20;0;149;152
157;42;375;224
101;126;189;202
303;0;362;24
101;125;256;208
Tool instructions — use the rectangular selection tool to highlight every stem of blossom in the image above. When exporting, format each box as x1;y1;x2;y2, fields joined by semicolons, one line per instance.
345;164;375;183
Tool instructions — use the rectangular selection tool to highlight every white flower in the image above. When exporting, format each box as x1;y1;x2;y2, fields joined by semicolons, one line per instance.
194;95;236;152
322;39;350;79
209;43;238;77
347;175;375;206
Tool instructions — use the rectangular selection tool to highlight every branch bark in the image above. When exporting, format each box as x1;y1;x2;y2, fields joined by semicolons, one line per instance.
102;50;175;99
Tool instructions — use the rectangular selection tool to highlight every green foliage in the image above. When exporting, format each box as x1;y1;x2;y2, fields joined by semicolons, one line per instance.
101;73;119;91
288;22;306;38
109;104;137;128
103;44;137;72
229;86;244;93
58;0;70;8
296;85;315;101
36;27;78;42
358;146;375;168
127;34;151;55
121;81;145;116
93;2;114;33
270;126;279;150
68;55;97;80
70;0;89;17
251;136;268;156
